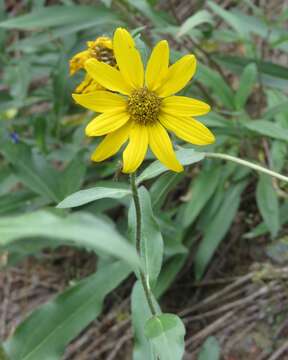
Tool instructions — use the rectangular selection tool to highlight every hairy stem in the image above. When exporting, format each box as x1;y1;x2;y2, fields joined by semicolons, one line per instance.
130;173;157;316
205;152;288;183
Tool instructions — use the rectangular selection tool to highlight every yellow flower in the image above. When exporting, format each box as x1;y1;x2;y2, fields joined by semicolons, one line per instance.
72;28;215;173
69;36;115;94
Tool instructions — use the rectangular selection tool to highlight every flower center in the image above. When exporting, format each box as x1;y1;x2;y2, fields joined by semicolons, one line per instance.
127;87;162;125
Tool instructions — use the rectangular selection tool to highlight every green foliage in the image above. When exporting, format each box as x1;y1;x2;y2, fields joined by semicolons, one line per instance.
256;175;280;237
1;1;288;359
0;210;139;267
129;187;163;285
234;63;257;110
137;148;204;184
0;5;121;30
198;337;220;360
4;261;130;360
195;180;247;279
144;314;186;360
177;10;213;37
131;281;158;360
57;183;131;208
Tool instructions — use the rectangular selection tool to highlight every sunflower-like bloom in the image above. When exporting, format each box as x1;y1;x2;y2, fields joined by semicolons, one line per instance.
72;28;215;173
69;36;116;93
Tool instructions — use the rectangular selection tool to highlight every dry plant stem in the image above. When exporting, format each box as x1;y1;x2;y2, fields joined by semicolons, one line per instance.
130;173;157;316
268;339;288;360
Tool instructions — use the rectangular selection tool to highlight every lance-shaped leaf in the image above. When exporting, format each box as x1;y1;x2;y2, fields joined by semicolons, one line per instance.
4;262;130;360
137;148;204;184
57;184;131;208
128;187;163;285
0;210;139;267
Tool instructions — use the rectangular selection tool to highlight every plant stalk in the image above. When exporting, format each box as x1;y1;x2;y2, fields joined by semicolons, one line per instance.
205;152;288;183
130;173;157;316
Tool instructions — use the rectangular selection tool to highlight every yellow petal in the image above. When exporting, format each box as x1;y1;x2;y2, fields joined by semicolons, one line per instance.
69;50;89;75
72;91;126;113
156;55;196;97
159;113;215;145
161;96;210;117
74;73;102;94
86;110;130;136
146;40;169;91
113;28;144;89
91;122;131;162
122;124;148;173
148;122;183;172
85;58;133;95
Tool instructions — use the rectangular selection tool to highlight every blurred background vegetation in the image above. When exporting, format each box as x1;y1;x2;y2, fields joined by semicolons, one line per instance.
0;0;288;359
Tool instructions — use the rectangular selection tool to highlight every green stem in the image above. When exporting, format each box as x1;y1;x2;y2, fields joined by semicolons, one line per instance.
130;173;157;316
205;152;288;183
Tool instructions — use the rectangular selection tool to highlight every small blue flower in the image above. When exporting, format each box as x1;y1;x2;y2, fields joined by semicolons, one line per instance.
10;132;20;144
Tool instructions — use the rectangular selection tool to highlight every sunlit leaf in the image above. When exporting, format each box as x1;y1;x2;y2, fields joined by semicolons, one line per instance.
0;210;139;267
144;314;185;360
57;184;131;208
137;149;204;184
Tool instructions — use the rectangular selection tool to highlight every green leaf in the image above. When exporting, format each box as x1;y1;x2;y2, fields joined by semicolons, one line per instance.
243;120;288;141
57;184;131;208
150;172;184;209
245;202;288;239
213;55;288;90
201;112;233;129
208;1;250;38
198;64;235;109
131;281;155;360
129;187;163;284
0;5;121;29
4;262;130;360
234;63;257;109
137;149;204;184
154;255;187;298
0;210;139;267
177;10;213;37
0;191;37;215
58;152;86;200
0;141;60;203
0;345;10;360
126;0;169;27
195;181;246;279
256;175;280;237
263;102;288;121
266;89;288;172
181;165;221;228
198;336;220;360
144;314;185;360
10;22;98;50
230;9;288;52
